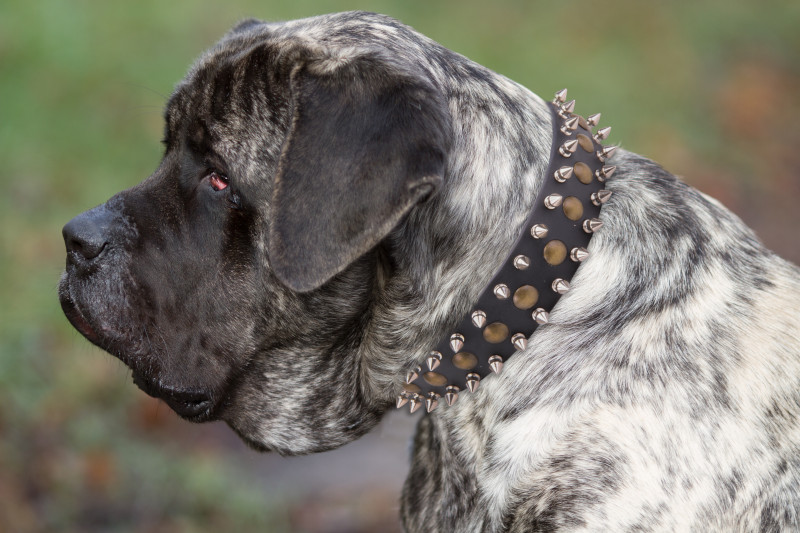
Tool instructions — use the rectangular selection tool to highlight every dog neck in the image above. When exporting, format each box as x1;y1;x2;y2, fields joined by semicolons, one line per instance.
396;89;616;413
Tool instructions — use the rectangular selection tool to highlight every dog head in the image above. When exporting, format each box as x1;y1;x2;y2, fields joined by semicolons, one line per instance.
59;12;455;454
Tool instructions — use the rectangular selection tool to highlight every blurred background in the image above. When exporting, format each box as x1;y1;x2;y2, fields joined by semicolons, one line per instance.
1;0;798;531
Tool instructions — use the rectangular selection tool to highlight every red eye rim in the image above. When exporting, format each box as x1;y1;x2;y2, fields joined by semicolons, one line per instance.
209;171;229;191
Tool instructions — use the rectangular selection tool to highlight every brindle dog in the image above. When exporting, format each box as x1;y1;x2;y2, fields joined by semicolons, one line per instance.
59;11;800;532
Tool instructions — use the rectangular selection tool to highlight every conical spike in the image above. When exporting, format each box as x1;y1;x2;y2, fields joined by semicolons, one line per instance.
488;355;504;374
471;310;487;328
425;393;439;413
591;189;613;206
450;333;464;353
594;126;612;142
554;166;573;183
583;218;604;233
396;394;409;409
552;278;571;294
596;145;618;162
553;88;568;103
513;255;530;270
532;308;550;325
563;99;576;113
559;139;578;157
427;351;442;371
409;396;423;413
587;113;601;127
511;333;527;351
530;223;549;239
466;373;480;393
595;165;616;182
445;386;459;407
570;247;590;262
560;116;579;135
544;194;563;209
406;367;420;384
494;284;511;300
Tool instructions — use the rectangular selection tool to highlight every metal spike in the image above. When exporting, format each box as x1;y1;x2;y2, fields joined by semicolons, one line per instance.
595;165;616;182
450;333;465;353
513;255;530;270
544;194;563;209
425;393;439;413
494;284;511;300
593;126;612;142
554;166;573;183
553;88;568;103
511;333;527;351
396;394;409;409
583;218;604;233
559;139;579;157
563;99;576;114
427;351;442;371
530;223;549;239
445;386;459;406
552;278;571;294
471;310;487;328
488;355;504;374
596;145;618;162
591;189;613;206
560;116;580;135
466;373;480;393
532;308;550;325
587;113;601;127
406;366;421;384
570;247;590;262
409;395;423;413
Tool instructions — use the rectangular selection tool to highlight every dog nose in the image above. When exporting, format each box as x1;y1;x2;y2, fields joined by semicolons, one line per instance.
63;205;114;265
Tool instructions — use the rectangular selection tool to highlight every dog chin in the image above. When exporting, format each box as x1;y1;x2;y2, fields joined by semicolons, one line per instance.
58;273;103;345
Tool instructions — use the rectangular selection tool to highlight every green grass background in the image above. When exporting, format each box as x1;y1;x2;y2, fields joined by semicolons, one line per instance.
1;0;798;531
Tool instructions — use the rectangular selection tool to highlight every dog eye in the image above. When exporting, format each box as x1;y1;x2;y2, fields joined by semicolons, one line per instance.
208;171;229;191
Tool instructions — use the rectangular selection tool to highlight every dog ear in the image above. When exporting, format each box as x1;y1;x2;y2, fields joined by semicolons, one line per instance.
268;53;452;292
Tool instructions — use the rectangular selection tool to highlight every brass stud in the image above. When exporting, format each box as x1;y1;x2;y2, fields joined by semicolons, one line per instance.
554;166;573;183
532;308;550;325
471;310;487;328
511;333;527;351
587;113;601;128
597;145;617;162
543;240;567;266
488;355;504;374
573;162;593;184
406;366;421;384
544;194;563;209
530;224;549;239
453;352;478;370
570;247;590;262
562;196;584;221
494;283;511;300
425;392;440;413
595;165;616;182
483;322;509;344
577;133;594;152
513;255;531;270
513;285;539;310
445;386;459;406
450;333;465;353
591;189;613;206
552;278;571;294
583;218;604;233
403;383;422;394
559;139;578;157
423;372;448;387
427;350;442;371
466;373;480;393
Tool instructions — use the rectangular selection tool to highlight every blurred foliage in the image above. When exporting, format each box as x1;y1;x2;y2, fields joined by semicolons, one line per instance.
0;0;798;531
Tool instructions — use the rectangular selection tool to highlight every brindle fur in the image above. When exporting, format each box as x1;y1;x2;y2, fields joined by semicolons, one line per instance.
59;12;800;532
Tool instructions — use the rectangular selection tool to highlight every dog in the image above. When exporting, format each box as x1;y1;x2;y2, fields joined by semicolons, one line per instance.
59;11;800;531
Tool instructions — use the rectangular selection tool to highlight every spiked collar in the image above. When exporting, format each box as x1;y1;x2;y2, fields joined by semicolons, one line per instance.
397;88;615;413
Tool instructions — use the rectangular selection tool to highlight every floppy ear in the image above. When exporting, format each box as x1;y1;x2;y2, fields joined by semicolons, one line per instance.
268;53;452;292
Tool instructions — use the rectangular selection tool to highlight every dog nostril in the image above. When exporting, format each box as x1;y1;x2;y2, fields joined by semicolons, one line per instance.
62;206;114;263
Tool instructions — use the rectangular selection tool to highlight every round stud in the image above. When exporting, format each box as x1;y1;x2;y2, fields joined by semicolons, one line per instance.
445;386;459;406
577;133;594;152
450;333;465;353
532;308;550;325
427;350;442;371
513;285;539;310
562;196;584;221
471;310;487;328
544;194;563;209
466;373;480;393
403;383;422;394
552;278;571;294
577;115;589;130
423;372;448;387
543;240;567;266
483;322;509;344
513;255;531;270
570;247;590;262
530;224;549;239
453;351;478;370
488;355;504;374
573;162;593;184
554;166;573;183
591;189;613;206
494;283;511;300
583;218;604;233
511;333;527;351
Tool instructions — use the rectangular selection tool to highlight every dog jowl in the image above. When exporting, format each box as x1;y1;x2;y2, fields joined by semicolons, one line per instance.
60;11;800;531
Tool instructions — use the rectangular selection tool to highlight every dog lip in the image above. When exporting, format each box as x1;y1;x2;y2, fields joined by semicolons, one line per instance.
132;374;216;422
58;280;100;343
